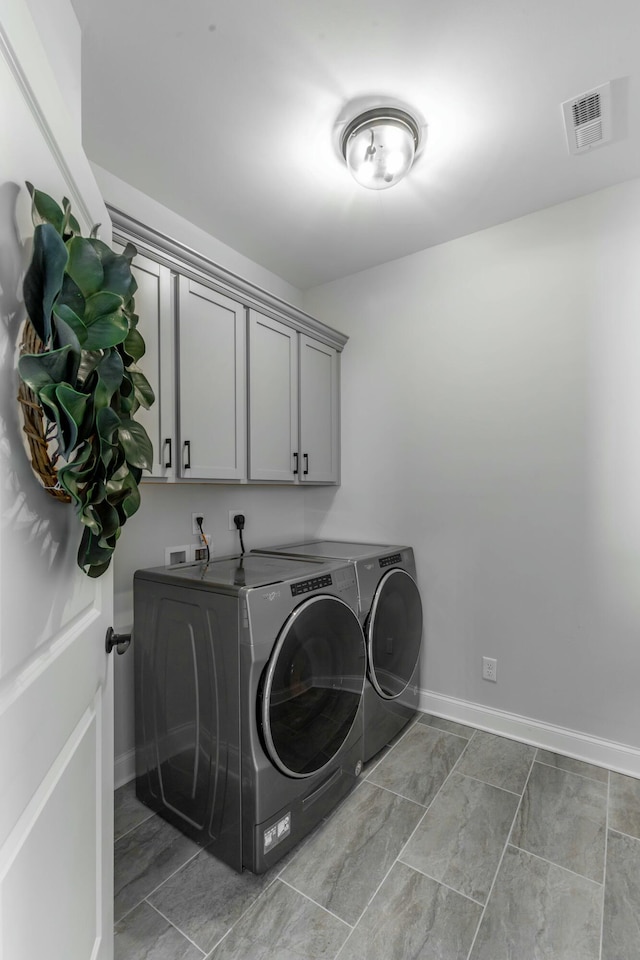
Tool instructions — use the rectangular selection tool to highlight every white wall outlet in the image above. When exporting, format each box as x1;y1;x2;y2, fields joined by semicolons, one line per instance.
482;657;497;682
228;510;247;530
165;544;191;566
192;513;206;536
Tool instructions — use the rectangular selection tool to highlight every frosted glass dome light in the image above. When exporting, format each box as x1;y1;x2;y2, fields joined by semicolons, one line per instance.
340;107;421;190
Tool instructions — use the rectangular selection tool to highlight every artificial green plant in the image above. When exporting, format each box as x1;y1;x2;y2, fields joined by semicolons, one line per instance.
18;182;155;577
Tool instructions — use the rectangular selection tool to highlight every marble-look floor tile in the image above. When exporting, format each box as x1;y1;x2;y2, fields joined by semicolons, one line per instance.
207;878;349;959
609;772;640;839
337;862;482;960
454;731;535;794
114;781;155;841
114;901;204;960
602;830;640;960
114;814;201;921
282;780;424;925
512;761;607;882
469;845;602;960
417;713;477;739
366;722;466;806
535;749;609;784
400;772;519;903
148;848;274;953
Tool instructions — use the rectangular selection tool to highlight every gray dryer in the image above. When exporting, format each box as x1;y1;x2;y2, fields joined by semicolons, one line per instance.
253;540;423;761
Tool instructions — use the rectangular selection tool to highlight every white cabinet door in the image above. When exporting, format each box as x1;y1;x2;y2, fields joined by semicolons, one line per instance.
299;335;339;483
1;7;114;959
177;277;246;480
117;248;175;478
248;311;298;482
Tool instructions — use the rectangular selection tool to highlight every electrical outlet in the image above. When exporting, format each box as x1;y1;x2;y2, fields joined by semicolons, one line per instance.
482;657;497;682
228;509;247;530
192;513;206;536
165;544;191;566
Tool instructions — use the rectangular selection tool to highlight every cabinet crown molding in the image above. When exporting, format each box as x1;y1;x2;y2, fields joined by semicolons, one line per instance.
108;205;348;351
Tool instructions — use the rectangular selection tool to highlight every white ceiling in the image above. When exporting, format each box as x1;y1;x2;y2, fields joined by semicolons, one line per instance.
71;0;640;290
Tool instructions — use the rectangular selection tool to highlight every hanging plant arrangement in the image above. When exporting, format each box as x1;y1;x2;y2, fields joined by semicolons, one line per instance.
17;182;155;578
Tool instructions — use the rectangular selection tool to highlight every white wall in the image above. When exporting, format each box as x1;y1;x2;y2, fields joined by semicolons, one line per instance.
24;0;81;129
303;178;640;757
92;164;305;309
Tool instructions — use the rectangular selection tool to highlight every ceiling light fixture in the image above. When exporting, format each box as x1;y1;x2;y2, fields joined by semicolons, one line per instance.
340;106;421;190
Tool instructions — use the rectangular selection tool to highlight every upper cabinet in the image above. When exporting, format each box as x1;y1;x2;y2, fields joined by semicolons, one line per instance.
111;210;346;485
299;335;339;483
247;313;338;484
177;278;246;480
248;311;298;482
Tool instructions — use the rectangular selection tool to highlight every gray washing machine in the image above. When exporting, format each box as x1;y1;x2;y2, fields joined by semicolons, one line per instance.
253;541;423;761
133;553;366;873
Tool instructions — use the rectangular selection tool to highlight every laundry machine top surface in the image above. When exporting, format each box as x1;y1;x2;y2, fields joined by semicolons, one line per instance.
134;552;345;594
253;539;408;562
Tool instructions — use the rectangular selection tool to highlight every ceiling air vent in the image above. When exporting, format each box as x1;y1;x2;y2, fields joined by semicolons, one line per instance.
562;82;613;155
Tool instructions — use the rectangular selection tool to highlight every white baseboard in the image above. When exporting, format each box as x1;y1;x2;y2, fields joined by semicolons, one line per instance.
419;689;640;779
114;748;136;790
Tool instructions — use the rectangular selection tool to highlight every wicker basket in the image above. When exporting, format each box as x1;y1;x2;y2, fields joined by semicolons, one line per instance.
16;318;71;503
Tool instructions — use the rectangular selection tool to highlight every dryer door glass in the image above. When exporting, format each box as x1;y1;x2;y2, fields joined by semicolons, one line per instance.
261;596;366;778
367;568;423;699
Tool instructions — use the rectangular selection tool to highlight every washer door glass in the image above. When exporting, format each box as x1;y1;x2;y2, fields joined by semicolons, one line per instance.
367;569;423;699
261;596;366;778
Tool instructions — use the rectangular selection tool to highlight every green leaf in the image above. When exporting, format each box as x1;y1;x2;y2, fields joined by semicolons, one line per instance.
117;418;153;470
122;326;145;363
76;350;103;386
39;382;91;459
61;197;81;237
77;525;114;576
56;273;86;319
116;470;141;519
83;310;129;350
26;182;64;233
52;303;87;351
23;223;68;343
84;291;124;324
130;369;155;409
94;349;124;409
83;292;128;349
66;236;104;297
96;406;121;468
88;239;135;299
18;344;74;395
57;440;96;506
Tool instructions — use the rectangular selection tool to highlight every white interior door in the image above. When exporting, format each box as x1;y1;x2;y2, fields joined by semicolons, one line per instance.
0;4;114;958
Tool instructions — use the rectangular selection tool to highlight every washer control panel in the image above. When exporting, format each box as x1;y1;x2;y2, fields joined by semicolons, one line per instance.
379;552;402;568
291;573;333;596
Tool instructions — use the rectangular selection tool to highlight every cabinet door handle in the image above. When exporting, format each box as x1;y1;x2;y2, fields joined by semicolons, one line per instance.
184;440;191;470
164;438;172;469
293;452;299;475
303;453;309;476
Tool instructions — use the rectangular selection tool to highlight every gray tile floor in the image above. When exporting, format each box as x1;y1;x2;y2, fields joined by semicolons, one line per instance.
114;714;640;959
